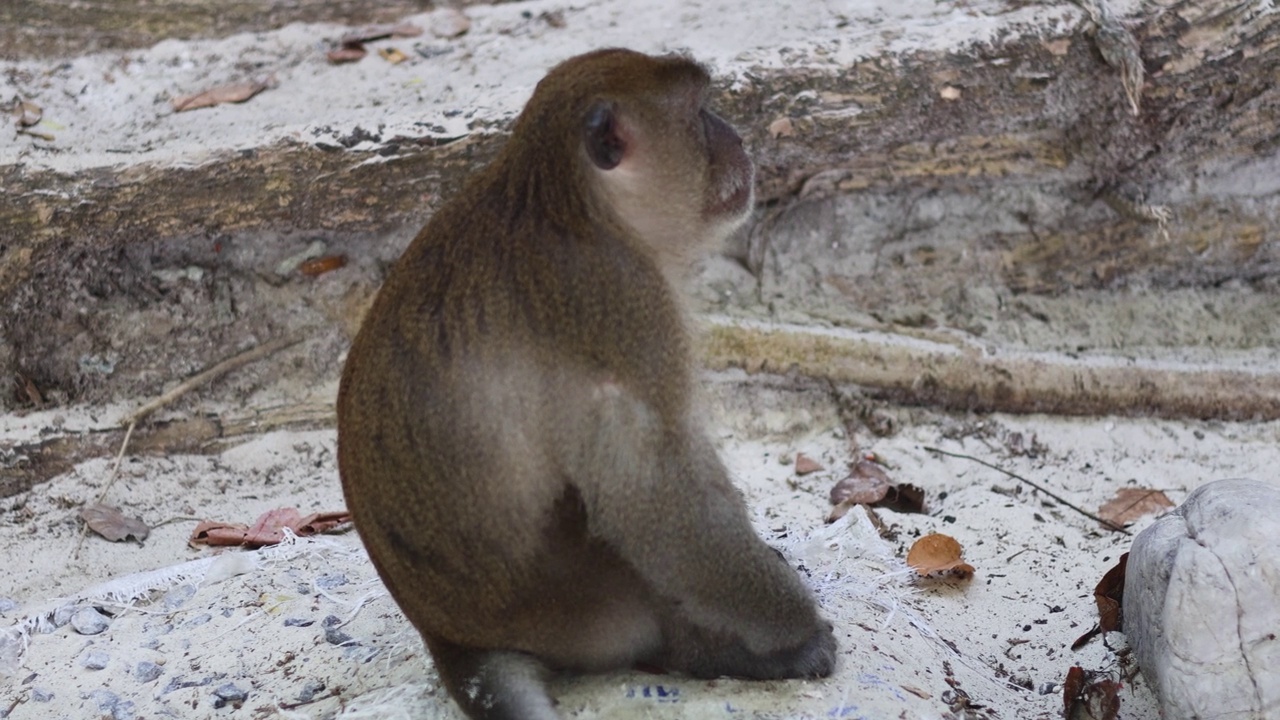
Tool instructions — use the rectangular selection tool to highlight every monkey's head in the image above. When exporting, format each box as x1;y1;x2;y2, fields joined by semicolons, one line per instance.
509;48;755;261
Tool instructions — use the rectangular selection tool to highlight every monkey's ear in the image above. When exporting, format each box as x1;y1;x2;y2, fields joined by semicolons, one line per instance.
585;102;626;170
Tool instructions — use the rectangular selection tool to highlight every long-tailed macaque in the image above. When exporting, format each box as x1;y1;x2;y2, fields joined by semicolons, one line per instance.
337;48;836;720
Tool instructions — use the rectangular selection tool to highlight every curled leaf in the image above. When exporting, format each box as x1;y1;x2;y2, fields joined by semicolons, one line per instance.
1064;666;1120;720
794;453;824;476
190;507;351;548
1098;488;1173;529
906;533;974;580
1094;553;1128;633
172;80;271;112
81;504;150;542
829;459;890;505
12;98;42;127
327;44;368;63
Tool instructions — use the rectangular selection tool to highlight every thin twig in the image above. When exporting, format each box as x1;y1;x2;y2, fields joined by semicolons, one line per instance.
922;446;1130;535
128;334;304;425
73;334;305;559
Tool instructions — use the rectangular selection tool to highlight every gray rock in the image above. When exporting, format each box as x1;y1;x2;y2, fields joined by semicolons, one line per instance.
162;584;196;611
0;597;17;613
50;604;76;629
297;679;326;702
70;607;111;635
135;660;164;683
1124;478;1280;720
322;614;352;645
81;650;111;670
213;682;248;708
315;573;348;590
85;689;120;712
30;687;53;702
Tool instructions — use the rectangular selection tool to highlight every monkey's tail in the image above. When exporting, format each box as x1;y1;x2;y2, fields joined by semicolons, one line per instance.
427;638;561;720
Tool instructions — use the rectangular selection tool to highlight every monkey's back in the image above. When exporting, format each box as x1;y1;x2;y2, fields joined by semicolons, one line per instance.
336;167;693;647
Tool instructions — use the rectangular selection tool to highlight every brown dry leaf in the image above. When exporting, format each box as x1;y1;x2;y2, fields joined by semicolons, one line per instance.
1094;552;1128;633
879;482;926;514
299;255;348;277
901;684;931;700
294;510;353;536
327;43;368;64
338;22;423;46
81;504;150;542
172;80;270;112
190;508;351;548
829;459;891;505
12;98;42;127
769;117;795;138
906;533;975;580
794;453;824;476
429;8;472;39
1064;666;1121;720
189;519;250;547
1098;488;1173;528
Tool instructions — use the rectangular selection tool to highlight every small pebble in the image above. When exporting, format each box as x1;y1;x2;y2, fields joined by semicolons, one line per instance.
283;618;314;627
112;700;137;720
0;598;17;613
315;573;348;590
297;679;326;703
322;615;352;645
81;650;110;670
86;688;119;711
213;682;249;709
135;660;164;683
181;613;212;629
71;607;111;635
51;605;76;628
163;585;196;611
31;687;53;702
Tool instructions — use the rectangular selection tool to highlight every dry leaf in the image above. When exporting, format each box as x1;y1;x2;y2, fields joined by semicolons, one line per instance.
769;117;795;138
81;504;150;542
1098;488;1173;529
172;80;270;112
429;8;472;39
829;459;891;505
12;98;42;127
906;533;974;579
327;43;368;64
190;507;351;548
1094;553;1127;633
1064;666;1120;720
299;255;348;276
338;22;423;46
378;47;409;65
880;482;926;514
794;453;824;476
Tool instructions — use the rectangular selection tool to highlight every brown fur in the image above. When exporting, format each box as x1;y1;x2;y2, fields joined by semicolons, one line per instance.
337;48;835;720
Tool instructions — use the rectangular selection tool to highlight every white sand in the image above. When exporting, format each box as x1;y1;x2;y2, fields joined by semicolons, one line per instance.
3;375;1276;719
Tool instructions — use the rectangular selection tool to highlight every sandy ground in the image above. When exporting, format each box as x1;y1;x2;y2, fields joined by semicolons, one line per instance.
3;374;1278;719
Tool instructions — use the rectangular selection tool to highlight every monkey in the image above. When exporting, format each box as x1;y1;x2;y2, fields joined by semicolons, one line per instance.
336;48;836;720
